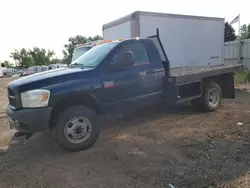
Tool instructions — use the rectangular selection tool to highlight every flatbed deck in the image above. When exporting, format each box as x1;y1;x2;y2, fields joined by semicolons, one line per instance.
169;65;242;84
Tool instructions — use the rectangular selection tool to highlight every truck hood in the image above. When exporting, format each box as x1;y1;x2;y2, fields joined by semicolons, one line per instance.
8;68;94;92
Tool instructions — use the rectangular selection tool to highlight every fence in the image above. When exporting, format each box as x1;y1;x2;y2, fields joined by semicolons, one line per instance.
224;39;250;70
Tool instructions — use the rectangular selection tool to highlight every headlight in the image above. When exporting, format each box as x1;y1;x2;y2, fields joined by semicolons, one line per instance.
21;89;50;108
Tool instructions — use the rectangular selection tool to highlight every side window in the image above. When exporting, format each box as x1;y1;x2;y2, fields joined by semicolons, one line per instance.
112;42;149;65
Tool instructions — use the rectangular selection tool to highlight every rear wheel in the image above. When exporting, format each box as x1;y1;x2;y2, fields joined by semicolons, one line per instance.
53;106;100;152
191;81;222;112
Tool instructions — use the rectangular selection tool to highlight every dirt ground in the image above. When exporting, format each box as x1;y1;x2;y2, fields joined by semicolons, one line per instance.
1;77;250;188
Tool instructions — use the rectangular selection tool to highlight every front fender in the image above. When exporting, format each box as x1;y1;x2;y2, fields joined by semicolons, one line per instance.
45;78;102;107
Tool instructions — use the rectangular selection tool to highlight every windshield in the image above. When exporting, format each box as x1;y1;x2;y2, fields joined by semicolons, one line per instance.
71;42;119;68
72;46;92;62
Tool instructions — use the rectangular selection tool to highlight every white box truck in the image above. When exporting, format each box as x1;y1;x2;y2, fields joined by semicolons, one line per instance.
102;11;224;68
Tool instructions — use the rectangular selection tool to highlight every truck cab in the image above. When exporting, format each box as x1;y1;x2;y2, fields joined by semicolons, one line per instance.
71;37;165;110
6;31;240;152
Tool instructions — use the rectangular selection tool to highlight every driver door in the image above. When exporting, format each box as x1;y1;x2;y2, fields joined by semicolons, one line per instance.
100;40;158;112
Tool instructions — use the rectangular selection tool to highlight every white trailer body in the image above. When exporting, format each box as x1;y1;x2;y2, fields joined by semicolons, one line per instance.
103;11;224;68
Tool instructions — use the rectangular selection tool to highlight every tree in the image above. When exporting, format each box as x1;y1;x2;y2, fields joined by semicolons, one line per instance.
240;24;250;39
29;47;55;66
62;35;103;64
87;35;103;42
224;22;236;42
10;48;34;68
1;60;14;68
10;47;56;68
63;35;88;64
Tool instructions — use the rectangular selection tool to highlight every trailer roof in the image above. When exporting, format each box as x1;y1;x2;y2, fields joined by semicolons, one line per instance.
102;11;224;30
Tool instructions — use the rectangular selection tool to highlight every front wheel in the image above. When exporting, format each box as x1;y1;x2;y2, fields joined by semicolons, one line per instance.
191;81;222;112
53;106;100;152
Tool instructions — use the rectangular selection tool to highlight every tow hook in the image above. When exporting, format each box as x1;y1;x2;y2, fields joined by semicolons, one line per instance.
14;132;33;139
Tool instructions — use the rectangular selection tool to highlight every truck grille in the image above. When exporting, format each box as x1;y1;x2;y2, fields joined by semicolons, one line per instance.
8;88;17;108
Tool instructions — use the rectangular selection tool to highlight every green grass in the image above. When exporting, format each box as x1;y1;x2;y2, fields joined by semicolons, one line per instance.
234;68;250;84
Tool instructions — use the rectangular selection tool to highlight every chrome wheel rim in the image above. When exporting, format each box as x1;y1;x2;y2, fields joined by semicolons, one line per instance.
208;88;219;107
64;116;92;144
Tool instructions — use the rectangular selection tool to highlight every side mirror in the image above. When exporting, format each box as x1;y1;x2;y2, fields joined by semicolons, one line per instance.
109;51;134;71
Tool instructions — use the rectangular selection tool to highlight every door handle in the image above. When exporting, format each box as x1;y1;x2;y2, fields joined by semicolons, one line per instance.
146;70;157;74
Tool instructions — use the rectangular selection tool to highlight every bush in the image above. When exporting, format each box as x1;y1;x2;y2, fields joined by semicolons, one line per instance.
234;68;250;84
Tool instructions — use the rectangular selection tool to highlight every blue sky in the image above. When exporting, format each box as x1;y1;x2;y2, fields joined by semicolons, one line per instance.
0;0;248;61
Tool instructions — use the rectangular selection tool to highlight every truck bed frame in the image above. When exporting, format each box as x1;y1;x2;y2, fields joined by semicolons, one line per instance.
149;28;242;104
170;65;241;84
164;64;241;104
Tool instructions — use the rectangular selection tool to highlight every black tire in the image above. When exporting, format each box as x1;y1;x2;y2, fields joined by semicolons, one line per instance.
53;106;100;152
191;81;222;112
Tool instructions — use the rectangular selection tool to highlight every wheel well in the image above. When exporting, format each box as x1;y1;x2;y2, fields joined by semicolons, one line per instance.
49;94;101;129
202;73;235;99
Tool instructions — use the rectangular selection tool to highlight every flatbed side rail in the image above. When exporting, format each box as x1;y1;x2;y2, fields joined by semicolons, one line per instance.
170;65;242;85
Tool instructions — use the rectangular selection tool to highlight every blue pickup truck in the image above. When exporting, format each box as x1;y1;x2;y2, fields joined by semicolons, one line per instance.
6;30;240;151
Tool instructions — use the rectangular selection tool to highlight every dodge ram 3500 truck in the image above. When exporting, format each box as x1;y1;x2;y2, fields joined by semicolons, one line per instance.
6;29;240;151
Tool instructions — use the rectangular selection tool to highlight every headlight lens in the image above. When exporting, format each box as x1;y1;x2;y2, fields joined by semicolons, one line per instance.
21;89;50;108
